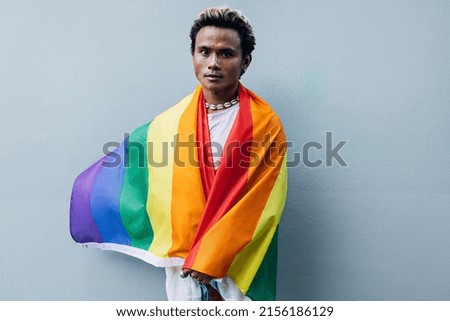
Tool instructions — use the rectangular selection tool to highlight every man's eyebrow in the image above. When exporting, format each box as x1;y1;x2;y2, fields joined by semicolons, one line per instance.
196;45;237;52
220;47;237;52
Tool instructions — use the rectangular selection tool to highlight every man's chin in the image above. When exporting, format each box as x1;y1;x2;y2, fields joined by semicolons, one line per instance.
200;82;224;92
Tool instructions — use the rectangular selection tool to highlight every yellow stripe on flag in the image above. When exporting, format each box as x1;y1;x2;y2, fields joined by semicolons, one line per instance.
147;94;193;257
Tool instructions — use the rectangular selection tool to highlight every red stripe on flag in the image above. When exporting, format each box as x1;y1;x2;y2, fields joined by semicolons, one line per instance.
184;85;253;269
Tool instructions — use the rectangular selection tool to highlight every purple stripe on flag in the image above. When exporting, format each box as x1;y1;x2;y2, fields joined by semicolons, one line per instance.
70;157;106;243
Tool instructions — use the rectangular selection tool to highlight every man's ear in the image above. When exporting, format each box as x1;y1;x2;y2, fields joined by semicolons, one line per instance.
242;54;252;69
240;54;252;78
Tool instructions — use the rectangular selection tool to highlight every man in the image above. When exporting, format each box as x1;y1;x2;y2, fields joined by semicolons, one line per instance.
70;7;287;301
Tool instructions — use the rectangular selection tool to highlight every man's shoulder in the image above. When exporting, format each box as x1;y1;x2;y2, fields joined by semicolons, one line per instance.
155;90;195;120
246;88;282;123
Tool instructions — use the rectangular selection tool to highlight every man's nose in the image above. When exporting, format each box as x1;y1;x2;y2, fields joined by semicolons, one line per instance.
208;54;220;69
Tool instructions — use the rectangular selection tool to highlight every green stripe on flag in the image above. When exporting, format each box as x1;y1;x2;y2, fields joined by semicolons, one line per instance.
246;227;278;301
119;122;154;250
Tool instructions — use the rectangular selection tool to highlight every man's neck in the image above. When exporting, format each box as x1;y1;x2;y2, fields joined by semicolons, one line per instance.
203;86;239;106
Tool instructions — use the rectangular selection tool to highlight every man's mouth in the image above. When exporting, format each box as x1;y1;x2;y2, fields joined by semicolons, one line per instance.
205;74;222;79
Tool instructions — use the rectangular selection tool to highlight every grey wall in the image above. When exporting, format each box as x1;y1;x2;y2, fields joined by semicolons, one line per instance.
1;0;449;300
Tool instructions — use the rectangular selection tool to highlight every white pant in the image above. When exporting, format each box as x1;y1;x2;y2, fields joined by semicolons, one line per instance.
165;266;252;301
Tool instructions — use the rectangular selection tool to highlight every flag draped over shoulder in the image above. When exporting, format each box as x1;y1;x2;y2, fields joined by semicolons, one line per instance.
70;84;287;300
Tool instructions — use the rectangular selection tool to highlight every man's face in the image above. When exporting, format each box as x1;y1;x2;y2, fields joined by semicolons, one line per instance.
192;26;249;97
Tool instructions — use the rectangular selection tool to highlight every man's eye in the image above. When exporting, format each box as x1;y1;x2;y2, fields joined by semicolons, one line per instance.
200;50;208;55
221;52;232;57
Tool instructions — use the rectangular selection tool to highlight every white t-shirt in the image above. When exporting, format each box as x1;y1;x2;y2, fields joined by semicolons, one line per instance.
207;103;240;169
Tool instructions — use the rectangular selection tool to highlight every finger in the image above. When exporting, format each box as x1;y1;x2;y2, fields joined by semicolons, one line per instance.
198;278;210;284
197;275;213;284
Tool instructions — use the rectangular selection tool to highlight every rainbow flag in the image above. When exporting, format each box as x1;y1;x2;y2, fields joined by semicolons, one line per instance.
70;84;287;300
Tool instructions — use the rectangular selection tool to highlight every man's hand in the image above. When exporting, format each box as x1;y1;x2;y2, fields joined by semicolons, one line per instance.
181;268;214;284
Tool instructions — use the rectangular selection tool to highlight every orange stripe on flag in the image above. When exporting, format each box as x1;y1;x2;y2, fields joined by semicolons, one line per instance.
168;87;206;258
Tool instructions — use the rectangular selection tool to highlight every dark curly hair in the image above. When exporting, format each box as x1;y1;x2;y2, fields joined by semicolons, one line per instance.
189;7;256;58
